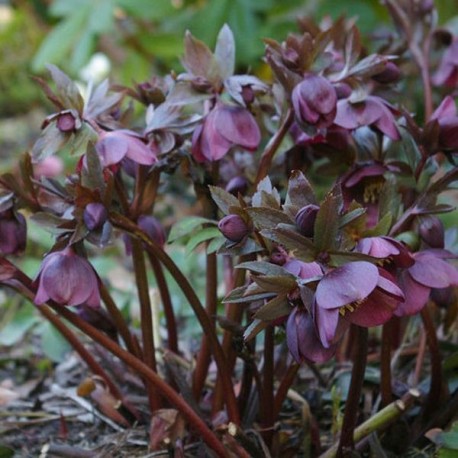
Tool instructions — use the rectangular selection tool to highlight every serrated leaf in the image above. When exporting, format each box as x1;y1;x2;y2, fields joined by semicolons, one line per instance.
186;227;221;253
208;185;240;215
247;207;292;230
46;64;85;112
252;176;280;207
168;216;215;243
285;170;317;208
32;123;67;162
262;224;316;261
214;24;235;81
237;261;295;278
254;294;290;320
251;275;297;292
314;191;342;252
243;318;269;341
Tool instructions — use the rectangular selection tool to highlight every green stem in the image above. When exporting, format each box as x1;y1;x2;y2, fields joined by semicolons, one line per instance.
147;252;178;353
336;326;368;458
110;212;240;425
320;389;420;458
255;108;294;185
130;238;162;412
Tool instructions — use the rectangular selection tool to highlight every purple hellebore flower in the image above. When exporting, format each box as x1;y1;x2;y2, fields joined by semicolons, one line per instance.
356;236;414;268
341;162;388;228
313;261;403;348
96;130;157;167
432;37;458;88
334;96;400;140
34;247;100;308
0;210;27;256
419;216;445;249
191;102;261;162
292;74;337;129
395;250;458;316
286;307;336;363
429;96;458;151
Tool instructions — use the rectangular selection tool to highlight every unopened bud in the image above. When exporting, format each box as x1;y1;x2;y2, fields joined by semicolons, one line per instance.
419;216;444;248
225;176;248;196
56;110;80;132
218;214;249;242
295;204;319;237
83;203;108;231
372;62;401;84
138;215;166;247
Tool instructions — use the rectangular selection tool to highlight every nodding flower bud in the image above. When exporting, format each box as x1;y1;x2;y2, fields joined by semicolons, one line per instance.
0;210;27;256
56;110;80;132
372;62;401;84
83;203;108;231
218;214;249;243
295;204;320;237
292;74;337;129
225;176;248;196
138;215;166;247
419;216;445;249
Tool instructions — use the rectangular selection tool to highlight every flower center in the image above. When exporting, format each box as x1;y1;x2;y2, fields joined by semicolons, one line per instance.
363;178;384;204
339;298;366;316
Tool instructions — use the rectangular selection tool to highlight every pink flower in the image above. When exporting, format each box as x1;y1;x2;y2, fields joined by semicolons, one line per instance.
34;247;100;308
432;37;458;88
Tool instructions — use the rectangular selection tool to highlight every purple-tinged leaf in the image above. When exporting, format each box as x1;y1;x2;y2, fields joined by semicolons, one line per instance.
208;185;240;215
46;64;84;113
247;207;292;230
237;261;296;278
182;31;219;82
313;189;342;252
254;294;291;320
214;24;235;81
251;275;297;292
244;318;269;341
285;170;317;208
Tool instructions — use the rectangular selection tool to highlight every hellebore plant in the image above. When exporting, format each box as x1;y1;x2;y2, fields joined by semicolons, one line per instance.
1;3;458;457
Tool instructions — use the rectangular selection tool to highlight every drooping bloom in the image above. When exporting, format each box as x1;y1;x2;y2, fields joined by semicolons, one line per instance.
0;210;27;256
96;130;157;167
395;250;458;316
34;247;100;308
356;236;414;268
432;37;458;88
292;74;337;129
428;96;458;152
191;102;261;162
334;96;400;140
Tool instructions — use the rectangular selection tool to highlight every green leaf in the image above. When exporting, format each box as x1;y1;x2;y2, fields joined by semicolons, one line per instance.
363;212;393;237
168;216;215;243
243;318;269;341
32;7;91;72
254;294;290;320
115;0;177;20
237;261;295;278
31;123;67;162
224;286;275;304
247;207;292;230
47;64;85;112
339;207;366;229
0;445;15;458
399;126;421;173
214;24;235;81
0;303;39;346
186;227;221;253
251;275;296;292
314;190;342;252
38;321;72;363
81;141;105;190
206;236;226;254
208;185;239;215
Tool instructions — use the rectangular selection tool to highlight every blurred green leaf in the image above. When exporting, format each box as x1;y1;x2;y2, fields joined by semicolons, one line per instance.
168;216;215;243
186;227;221;253
0;302;39;346
37;321;72;362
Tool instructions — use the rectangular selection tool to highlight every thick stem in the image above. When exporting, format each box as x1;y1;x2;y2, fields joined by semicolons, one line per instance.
48;304;229;457
260;326;275;448
193;251;218;401
147;253;179;353
273;361;300;418
255;108;294;185
110;212;240;424
380;320;393;407
131;238;161;412
336;326;368;458
99;282;140;358
37;305;122;400
420;306;445;417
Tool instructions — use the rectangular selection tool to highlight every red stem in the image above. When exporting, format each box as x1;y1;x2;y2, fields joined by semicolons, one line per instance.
260;326;275;447
273;361;300;418
380;320;393;407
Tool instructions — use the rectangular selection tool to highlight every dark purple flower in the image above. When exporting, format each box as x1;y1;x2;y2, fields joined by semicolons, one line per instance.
34;247;100;308
334;96;400;140
83;203;108;231
295;204;320;237
341;162;388;227
96;130;157;167
292;74;337;129
429;96;458;151
395;250;458;316
286;307;336;363
356;236;414;268
432;37;458;88
191;102;261;162
0;210;27;256
218;214;250;243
